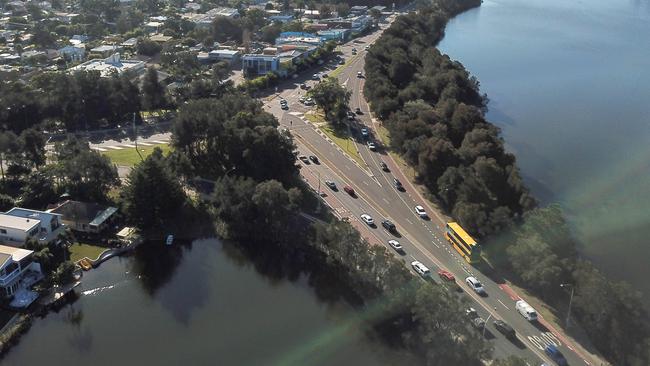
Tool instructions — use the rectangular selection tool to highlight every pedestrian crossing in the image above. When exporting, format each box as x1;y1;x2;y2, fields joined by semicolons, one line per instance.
90;139;169;152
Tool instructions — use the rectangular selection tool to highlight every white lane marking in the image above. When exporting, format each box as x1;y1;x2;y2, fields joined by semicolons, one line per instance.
431;241;440;248
409;255;417;261
405;219;413;225
382;198;390;204
497;299;510;310
363;181;369;186
345;165;351;170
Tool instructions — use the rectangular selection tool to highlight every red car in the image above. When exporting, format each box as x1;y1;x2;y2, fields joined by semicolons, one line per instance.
343;185;355;196
438;269;455;282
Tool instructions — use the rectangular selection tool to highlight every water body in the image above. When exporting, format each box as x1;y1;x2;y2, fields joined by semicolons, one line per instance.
438;0;650;302
3;239;411;366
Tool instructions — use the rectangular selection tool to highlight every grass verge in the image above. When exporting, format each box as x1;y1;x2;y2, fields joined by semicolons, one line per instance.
376;125;418;180
102;144;172;166
69;243;106;262
305;113;365;167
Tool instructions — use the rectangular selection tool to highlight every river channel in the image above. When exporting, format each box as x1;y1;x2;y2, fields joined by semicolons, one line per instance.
438;0;650;304
2;239;413;366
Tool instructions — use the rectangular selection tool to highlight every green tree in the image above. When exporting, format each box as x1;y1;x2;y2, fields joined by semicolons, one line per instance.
308;78;350;124
122;147;187;230
491;356;530;366
19;128;46;168
141;66;166;111
19;171;58;209
53;261;77;285
335;3;350;17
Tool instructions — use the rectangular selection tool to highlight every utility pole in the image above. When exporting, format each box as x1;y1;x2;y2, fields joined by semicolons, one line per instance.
483;313;493;338
560;283;574;329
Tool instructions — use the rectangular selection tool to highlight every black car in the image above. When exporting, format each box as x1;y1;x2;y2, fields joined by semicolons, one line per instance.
381;219;397;233
393;178;403;190
309;155;319;164
325;180;337;190
380;162;389;172
355;107;362;114
493;320;516;339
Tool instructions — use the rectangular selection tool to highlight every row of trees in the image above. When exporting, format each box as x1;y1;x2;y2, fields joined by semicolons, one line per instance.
0;68;168;134
363;1;534;236
500;206;650;365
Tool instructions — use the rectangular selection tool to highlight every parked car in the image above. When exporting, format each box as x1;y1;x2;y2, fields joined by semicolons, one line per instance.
380;161;389;171
466;307;479;319
381;219;396;233
414;205;428;218
325;180;337;190
545;345;568;366
347;111;356;120
299;96;306;103
309;155;319;164
360;214;374;226
473;317;486;330
465;276;487;296
411;261;430;277
304;98;314;106
300;83;308;89
298;155;310;164
493;320;516;339
355;107;362;114
312;74;320;80
357;71;363;78
321;73;328;78
281;104;289;110
388;239;403;252
364;45;370;50
361;128;369;138
367;141;376;150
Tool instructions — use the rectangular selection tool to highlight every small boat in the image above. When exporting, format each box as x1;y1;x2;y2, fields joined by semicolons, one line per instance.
166;235;174;246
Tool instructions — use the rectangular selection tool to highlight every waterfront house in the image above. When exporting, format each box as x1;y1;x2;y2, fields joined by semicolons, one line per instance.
0;244;42;300
48;200;118;234
0;207;65;247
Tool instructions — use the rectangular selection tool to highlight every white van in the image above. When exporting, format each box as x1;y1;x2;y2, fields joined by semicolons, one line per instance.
516;300;538;322
411;261;431;277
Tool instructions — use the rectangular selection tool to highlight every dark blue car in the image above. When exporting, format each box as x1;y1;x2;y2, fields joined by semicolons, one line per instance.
545;345;568;366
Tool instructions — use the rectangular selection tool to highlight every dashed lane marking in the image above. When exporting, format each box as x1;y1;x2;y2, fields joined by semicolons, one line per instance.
497;299;510;310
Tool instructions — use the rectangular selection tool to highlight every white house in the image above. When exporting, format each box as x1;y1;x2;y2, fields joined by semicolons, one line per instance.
0;245;42;300
59;45;85;62
0;207;65;247
68;53;145;77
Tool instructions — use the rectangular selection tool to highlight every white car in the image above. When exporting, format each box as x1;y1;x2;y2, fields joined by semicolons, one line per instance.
367;141;376;150
357;71;363;78
411;261;430;277
414;205;428;218
360;214;374;226
465;276;487;296
388;240;403;252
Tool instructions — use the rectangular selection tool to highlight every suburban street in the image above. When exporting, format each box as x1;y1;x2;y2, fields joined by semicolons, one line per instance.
82;19;597;366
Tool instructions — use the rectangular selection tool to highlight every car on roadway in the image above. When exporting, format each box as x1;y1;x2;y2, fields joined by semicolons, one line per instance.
364;45;370;50
381;219;397;233
411;261;431;277
545;345;568;366
357;71;363;78
414;205;428;218
312;74;320;80
351;48;357;55
338;59;345;65
360;214;375;226
299;96;306;103
393;178;403;190
380;161;389;171
304;98;314;106
388;239;403;253
325;180;337;190
347;111;356;120
298;155;310;164
281;103;289;110
367;141;376;150
360;128;369;138
343;185;355;196
438;269;455;282
309;155;319;164
355;107;362;114
493;320;516;339
465;276;487;296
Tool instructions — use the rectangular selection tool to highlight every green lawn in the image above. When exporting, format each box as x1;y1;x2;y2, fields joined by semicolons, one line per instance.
305;112;365;167
101;144;172;166
69;243;107;262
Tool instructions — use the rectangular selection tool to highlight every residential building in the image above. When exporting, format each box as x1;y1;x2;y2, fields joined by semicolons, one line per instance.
184;7;239;29
208;49;240;64
0;207;64;247
48;200;118;234
68;53;145;77
121;37;138;49
70;34;89;45
268;14;293;23
59;45;85;62
276;32;324;46
144;21;163;33
0;245;42;299
90;44;122;58
242;54;279;76
350;6;368;15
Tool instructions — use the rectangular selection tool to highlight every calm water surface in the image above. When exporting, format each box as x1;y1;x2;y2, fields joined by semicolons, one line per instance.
438;0;650;302
3;240;411;366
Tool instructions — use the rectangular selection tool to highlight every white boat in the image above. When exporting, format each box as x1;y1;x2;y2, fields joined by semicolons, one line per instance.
166;235;174;246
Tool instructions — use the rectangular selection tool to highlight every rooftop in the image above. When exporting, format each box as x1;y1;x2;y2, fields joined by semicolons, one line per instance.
0;244;32;264
0;214;40;231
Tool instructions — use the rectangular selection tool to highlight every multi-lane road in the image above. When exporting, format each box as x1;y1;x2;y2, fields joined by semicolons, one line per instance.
264;22;599;366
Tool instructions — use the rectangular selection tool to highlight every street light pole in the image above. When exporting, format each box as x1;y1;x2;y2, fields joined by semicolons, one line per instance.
483;313;493;338
560;283;574;329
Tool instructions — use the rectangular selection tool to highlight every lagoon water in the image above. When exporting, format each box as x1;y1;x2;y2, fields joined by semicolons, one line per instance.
3;240;412;366
438;0;650;303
